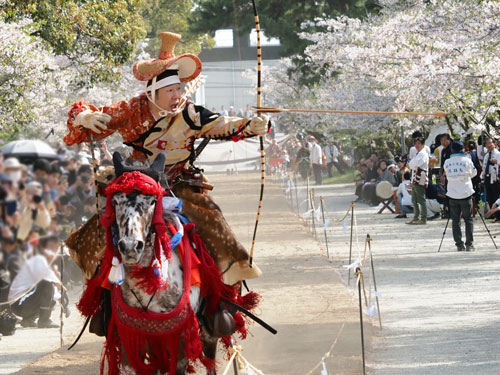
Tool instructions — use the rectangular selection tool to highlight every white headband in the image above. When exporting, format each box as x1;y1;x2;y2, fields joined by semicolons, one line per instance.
146;74;181;93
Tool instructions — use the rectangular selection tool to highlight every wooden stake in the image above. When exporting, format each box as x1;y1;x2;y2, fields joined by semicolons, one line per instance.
367;234;382;330
348;203;355;286
320;197;330;259
357;268;366;375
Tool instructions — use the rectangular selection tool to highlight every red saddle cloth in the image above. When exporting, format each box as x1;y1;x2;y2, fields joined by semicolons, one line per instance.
103;229;209;375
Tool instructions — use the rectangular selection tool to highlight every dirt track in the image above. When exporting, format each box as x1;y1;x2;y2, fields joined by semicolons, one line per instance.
296;180;500;375
4;173;367;375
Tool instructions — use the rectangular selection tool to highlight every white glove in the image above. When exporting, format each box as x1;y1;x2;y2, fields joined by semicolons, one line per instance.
246;114;269;136
74;108;112;134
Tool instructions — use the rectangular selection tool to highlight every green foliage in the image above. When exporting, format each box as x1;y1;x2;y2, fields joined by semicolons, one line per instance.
0;0;146;87
191;0;380;85
328;128;404;161
322;169;356;185
140;0;214;57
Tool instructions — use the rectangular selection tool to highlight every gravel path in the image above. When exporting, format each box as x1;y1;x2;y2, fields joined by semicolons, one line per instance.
292;179;500;375
6;172;499;375
2;173;367;375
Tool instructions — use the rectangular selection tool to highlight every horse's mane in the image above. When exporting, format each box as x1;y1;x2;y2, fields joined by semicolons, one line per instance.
113;152;165;182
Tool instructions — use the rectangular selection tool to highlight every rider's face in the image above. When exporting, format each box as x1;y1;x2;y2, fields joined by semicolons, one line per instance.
156;84;182;113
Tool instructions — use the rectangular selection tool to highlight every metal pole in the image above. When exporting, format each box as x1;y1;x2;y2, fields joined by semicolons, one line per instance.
357;268;366;375
59;244;64;347
367;235;382;329
348;203;355;285
437;216;450;252
477;210;498;249
306;176;310;212
294;174;300;216
481;132;488;210
320;197;330;259
230;338;238;375
311;188;317;238
401;125;406;156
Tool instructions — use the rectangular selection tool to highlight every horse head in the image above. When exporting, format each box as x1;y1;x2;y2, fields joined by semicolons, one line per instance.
111;152;165;265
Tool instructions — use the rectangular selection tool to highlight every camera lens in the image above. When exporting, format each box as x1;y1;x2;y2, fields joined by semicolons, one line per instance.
33;195;42;204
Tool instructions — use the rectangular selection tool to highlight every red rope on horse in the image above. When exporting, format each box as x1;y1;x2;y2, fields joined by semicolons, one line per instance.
78;171;170;317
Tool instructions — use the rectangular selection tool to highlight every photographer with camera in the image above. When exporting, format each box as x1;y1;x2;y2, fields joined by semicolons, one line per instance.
443;141;477;251
64;164;94;227
0;173;23;281
17;181;51;244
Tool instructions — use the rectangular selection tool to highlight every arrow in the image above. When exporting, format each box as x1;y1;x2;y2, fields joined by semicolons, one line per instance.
253;106;446;117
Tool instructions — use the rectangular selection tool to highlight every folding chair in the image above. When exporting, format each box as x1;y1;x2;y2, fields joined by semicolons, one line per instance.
376;181;395;214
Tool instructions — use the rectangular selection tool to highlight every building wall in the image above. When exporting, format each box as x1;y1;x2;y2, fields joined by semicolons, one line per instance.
196;29;283;112
199;59;281;112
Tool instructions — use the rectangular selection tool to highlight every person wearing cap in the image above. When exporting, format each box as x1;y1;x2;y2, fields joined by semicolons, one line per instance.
443;141;477;251
3;158;23;184
63;32;269;284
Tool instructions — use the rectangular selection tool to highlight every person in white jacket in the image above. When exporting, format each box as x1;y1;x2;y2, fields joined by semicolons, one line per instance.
407;137;429;225
480;137;500;209
444;141;477;251
9;238;63;328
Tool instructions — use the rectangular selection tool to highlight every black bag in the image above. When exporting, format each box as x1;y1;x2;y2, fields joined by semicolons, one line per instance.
0;308;17;336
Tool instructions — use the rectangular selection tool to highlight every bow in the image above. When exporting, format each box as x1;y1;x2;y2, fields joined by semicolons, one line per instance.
249;0;264;267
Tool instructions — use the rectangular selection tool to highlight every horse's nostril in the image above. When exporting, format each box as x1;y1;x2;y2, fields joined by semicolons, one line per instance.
118;240;126;253
136;241;144;252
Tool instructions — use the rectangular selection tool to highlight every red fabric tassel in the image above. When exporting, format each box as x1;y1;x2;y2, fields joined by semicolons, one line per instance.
185;223;224;314
78;170;261;374
102;245;207;375
128;265;168;294
76;227;114;317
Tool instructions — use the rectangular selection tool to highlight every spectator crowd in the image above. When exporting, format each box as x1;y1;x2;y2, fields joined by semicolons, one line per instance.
352;131;499;251
264;133;350;184
0;140;114;337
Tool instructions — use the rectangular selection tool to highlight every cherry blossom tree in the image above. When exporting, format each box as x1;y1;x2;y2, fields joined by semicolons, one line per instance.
0;19;147;142
0;20;67;141
258;0;499;140
301;0;500;135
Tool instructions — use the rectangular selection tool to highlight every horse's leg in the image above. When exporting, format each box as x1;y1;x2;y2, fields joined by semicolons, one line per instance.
175;357;188;375
120;346;138;375
201;327;218;375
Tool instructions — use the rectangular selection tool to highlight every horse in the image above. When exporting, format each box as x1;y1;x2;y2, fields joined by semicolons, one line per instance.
97;152;219;375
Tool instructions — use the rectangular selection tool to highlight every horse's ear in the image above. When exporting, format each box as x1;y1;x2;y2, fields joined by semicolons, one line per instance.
113;152;125;177
150;153;166;174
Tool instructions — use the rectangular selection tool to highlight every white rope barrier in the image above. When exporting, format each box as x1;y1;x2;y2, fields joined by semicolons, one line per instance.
281;176;384;375
221;344;266;375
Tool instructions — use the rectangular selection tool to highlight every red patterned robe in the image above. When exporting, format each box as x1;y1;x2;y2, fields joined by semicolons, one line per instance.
64;94;262;284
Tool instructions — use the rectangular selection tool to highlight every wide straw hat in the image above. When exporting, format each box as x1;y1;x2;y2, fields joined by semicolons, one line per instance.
133;32;202;83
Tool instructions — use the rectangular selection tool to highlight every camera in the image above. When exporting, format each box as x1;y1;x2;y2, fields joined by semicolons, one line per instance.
33;195;42;204
0;186;6;201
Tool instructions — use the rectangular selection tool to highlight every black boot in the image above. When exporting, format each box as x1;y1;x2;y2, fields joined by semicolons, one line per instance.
20;317;37;328
37;307;58;328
